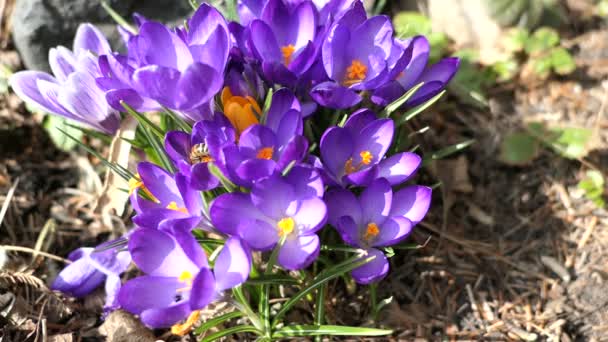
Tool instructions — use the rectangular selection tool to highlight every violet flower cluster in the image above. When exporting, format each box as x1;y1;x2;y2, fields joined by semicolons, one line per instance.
16;0;459;335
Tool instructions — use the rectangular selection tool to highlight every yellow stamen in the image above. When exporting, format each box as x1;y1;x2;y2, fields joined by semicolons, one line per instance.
277;217;295;237
221;86;261;137
128;174;158;202
171;310;201;336
364;222;380;241
344;59;367;86
167;201;188;214
256;147;274;160
344;158;357;174
281;44;296;66
360;150;373;165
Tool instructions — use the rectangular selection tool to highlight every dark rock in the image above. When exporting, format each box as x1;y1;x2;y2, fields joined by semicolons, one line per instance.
11;0;193;71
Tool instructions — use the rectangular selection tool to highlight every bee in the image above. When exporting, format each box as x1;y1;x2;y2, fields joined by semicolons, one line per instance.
189;143;213;164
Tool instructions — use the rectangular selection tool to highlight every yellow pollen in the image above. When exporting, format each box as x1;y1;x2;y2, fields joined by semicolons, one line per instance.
256;147;274;160
344;59;367;86
281;44;296;66
344;158;357;174
171;310;201;336
128;174;158;202
364;222;380;241
221;86;261;137
167;201;188;214
178;270;194;283
360;150;373;165
277;217;295;237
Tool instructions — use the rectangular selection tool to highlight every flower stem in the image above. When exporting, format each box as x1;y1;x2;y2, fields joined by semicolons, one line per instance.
260;236;287;338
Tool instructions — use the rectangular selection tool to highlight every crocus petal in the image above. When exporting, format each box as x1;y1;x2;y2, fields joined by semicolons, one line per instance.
374;216;413;247
89;248;132;276
188;4;228;46
396;36;430;90
118;275;181;314
9;71;67;116
214;237;251;292
73;23;111;56
137;162;181;206
132;22;193;70
325;188;361;227
322;24;350;81
251;174;296;219
293;197;327;234
310;81;362;109
48;47;76;82
376;152;422;185
235;158;277;184
191;163;220;190
177;62;222;110
370;81;406;106
140;302;191;329
319;126;353;180
171;224;209;268
128;228;199;277
407;57;460;107
210;193;263;236
165;131;191;166
277;234;320;270
52;257;105;297
389;185;432;224
133;65;180;109
265;88;301;135
343;108;377;136
351;248;389;284
103;274;122;312
355;118;394;162
360;178;393;225
250;20;282;62
285;165;324;199
175;172;202;216
335;216;361;247
240;218;279;251
189;267;216;310
292;1;318;49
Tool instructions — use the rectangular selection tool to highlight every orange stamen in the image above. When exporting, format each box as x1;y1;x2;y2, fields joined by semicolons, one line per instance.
171;310;201;336
364;222;380;241
166;201;188;214
256;147;274;160
344;60;367;86
128;174;158;202
281;44;296;66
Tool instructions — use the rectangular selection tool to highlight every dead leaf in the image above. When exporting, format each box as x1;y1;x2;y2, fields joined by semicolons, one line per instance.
48;334;73;342
99;310;156;342
93;116;138;229
433;155;474;194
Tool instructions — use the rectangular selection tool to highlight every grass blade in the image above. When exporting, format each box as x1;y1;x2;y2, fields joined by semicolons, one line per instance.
397;90;446;126
273;325;393;338
193;311;243;335
381;82;424;117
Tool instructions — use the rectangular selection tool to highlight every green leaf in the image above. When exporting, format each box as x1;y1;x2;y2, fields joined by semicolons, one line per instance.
427;139;475;162
271;253;376;328
578;170;605;208
246;274;300;286
550;47;576;75
397;90;446;125
549;127;592;159
502;28;530;53
193;311;244;335
100;1;136;34
43;115;84;152
382;82;424;117
272;325;393;338
393;12;432;38
492;59;519;82
530;55;554;79
199;325;261;342
525;27;560;54
499;132;539;165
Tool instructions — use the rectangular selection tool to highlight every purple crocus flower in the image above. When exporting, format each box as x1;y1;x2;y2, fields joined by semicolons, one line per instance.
52;239;131;312
210;166;326;270
325;178;431;283
318;109;421;187
222;89;308;187
238;0;355;26
310;1;401;109
98;4;231;119
10;24;120;134
118;227;251;330
248;0;320;87
164;114;236;190
129;162;203;230
371;36;460;107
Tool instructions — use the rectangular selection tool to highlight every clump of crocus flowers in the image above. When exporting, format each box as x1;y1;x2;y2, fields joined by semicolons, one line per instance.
12;0;458;338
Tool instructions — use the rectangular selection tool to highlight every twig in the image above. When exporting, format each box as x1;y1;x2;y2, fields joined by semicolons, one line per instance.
577;216;598;249
0;177;19;227
0;245;71;263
